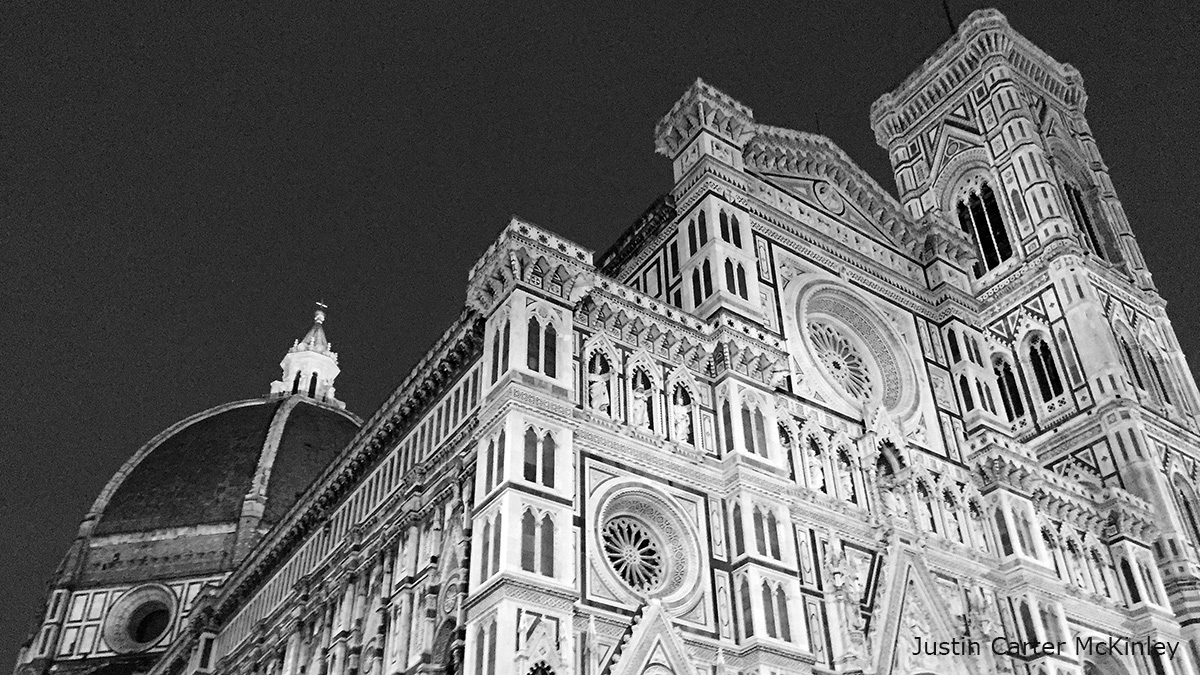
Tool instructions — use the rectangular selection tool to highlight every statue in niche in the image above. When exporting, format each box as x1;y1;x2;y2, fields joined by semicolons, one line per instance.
587;353;611;414
836;449;857;503
630;370;652;430
808;439;828;493
671;386;694;443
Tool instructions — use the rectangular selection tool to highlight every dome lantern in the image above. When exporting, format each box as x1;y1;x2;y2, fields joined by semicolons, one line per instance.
270;302;345;408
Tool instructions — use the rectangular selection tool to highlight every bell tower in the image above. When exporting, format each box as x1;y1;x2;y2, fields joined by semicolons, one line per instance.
870;9;1152;291
270;303;345;408
873;8;1200;654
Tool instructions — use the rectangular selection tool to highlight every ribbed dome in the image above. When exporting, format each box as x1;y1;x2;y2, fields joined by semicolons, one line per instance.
63;396;360;585
94;398;358;535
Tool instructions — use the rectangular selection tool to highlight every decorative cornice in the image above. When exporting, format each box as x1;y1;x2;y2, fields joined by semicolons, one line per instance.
654;78;756;158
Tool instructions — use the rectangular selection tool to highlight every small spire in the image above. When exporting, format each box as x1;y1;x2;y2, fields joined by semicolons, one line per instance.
269;303;345;408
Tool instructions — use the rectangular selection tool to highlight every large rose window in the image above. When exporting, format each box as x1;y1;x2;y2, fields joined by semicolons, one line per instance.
808;320;873;401
602;517;665;592
792;283;920;421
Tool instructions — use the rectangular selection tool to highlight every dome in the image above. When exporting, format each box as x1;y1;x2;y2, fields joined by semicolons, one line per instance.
62;396;360;586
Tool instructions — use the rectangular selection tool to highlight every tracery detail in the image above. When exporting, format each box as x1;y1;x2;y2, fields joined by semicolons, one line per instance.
602;517;664;592
808;321;873;401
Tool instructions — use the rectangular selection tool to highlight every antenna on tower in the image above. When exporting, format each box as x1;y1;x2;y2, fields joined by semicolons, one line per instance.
942;0;956;35
814;111;823;135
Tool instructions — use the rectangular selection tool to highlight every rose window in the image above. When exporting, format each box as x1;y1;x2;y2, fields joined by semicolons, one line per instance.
808;320;873;401
602;516;664;592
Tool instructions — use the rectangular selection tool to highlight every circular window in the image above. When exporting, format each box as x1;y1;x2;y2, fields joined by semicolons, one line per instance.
591;481;703;612
808;320;873;401
602;516;665;592
103;585;176;654
129;602;170;643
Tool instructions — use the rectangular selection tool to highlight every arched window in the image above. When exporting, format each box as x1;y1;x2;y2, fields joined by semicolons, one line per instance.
691;269;702;305
698;211;709;245
731;215;742;248
291;371;301;394
955;180;1013;277
752;507;766;556
736;264;747;299
739;578;754;639
485;620;498;675
526;317;556;377
539;514;554;577
1121;559;1141;604
766;510;781;559
724;259;736;292
521;510;537;572
1029;335;1064;401
994;359;1026;421
1141;345;1172;406
1065;183;1105;260
518;510;555;577
1009;188;1027;222
947;329;962;362
774;586;791;641
479;520;492;580
522;429;554;488
1174;475;1200;550
688;220;697;256
492;513;502;573
491;320;510;384
483;439;495;492
542;323;556;377
1120;337;1144;390
702;259;713;296
719;210;730;242
732;503;745;555
761;582;777;637
308;373;318;397
959;375;974;411
1055;327;1082;387
722;400;735;455
995;509;1014;556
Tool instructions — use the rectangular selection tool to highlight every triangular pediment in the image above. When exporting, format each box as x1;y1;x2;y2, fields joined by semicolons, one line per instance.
928;124;985;179
742;125;921;257
869;547;984;675
609;601;701;675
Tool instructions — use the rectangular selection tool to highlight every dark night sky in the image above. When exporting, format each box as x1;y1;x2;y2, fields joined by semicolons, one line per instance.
4;0;1198;663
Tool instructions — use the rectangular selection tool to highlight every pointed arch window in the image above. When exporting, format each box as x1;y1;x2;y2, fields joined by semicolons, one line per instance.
688;220;697;256
722;400;735;455
1174;476;1200;550
955;180;1013;277
520;509;555;577
698;211;708;246
691;270;702;306
732;503;745;555
761;582;777;638
1065;183;1105;260
724;259;736;292
308;373;318;397
752;507;766;556
702;259;713;296
959;375;974;411
522;428;555;488
720;210;730;242
491;319;511;384
736;264;747;299
731;215;742;248
526;316;557;377
738;578;754;640
1029;335;1064;401
292;372;301;394
947;329;962;363
994;359;1026;421
1055;327;1082;387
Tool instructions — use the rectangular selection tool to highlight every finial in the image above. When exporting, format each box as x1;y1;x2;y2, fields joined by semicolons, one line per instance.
314;300;328;325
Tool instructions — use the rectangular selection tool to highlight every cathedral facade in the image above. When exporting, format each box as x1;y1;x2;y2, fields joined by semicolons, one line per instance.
16;9;1200;675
